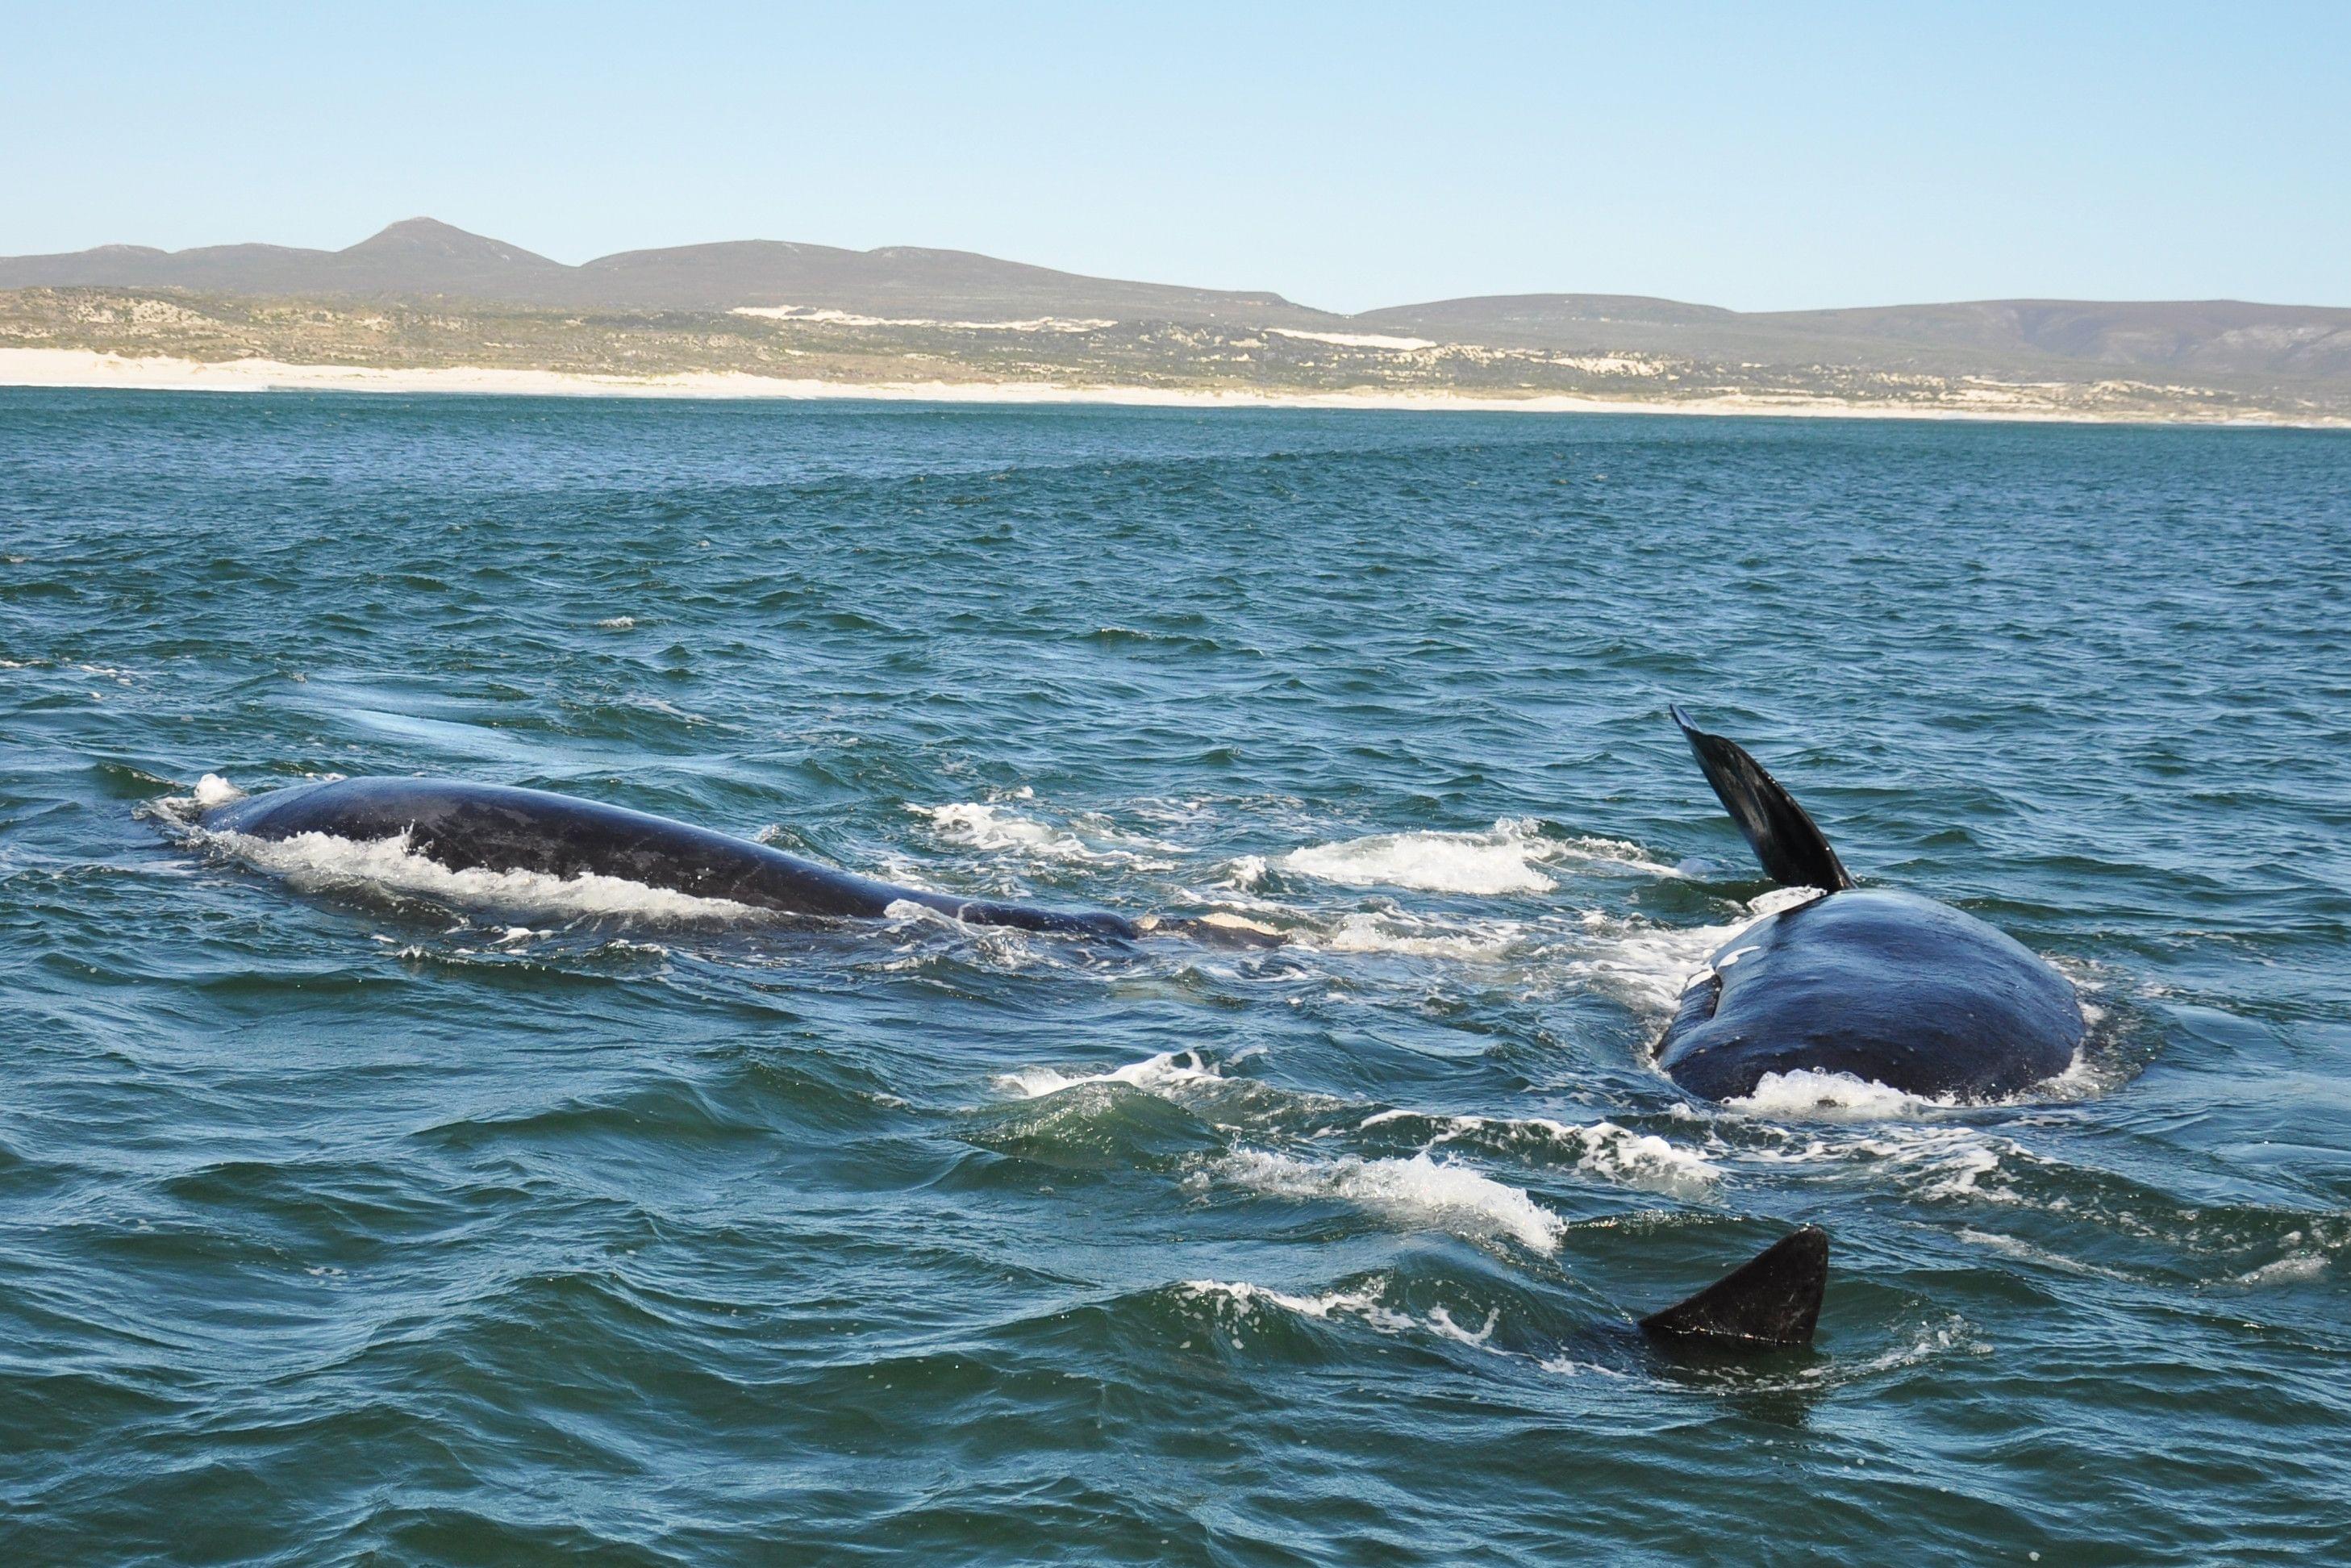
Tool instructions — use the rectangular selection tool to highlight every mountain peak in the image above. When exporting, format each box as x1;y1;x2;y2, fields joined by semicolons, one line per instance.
344;218;558;269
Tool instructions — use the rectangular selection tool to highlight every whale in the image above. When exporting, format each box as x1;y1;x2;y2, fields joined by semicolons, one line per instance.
1655;709;2085;1101
197;775;1274;945
1640;1225;1828;1350
197;774;1832;1351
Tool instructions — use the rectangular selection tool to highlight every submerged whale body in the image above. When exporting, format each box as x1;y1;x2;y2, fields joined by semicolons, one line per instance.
1656;709;2084;1101
202;775;1233;940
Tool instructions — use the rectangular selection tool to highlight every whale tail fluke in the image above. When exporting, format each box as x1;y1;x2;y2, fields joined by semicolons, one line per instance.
1670;707;1855;892
1640;1226;1828;1349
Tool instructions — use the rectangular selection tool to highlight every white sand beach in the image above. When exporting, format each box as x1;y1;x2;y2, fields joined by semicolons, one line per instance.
0;348;2332;426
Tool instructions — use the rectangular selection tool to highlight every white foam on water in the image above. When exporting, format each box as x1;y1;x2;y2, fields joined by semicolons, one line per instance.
1174;1278;1404;1328
1174;1277;1498;1352
1569;915;1735;1012
193;774;244;808
202;828;770;924
2232;1253;2328;1287
1556;834;1696;879
1791;1315;1988;1386
596;615;636;629
1516;1118;1720;1192
1585;885;1828;1015
873;899;1053;971
2035;1045;2116;1103
1425;1304;1499;1347
1714;1092;2040;1206
1536;1353;1634;1379
1957;1228;2140;1282
1214;1148;1565;1253
1280;818;1560;895
915;800;1176;869
1313;911;1524;960
1373;1108;1721;1193
1728;1052;2099;1122
1728;1070;1951;1121
993;1049;1223;1101
1865;1128;2014;1202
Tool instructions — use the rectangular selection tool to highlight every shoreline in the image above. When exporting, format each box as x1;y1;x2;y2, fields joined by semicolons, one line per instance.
0;348;2340;427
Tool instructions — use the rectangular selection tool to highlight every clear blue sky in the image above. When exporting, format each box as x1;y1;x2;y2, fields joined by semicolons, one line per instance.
7;2;2345;313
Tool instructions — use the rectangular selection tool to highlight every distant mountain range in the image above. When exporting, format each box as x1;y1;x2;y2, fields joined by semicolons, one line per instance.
0;218;1334;328
5;217;2349;390
1353;294;2351;384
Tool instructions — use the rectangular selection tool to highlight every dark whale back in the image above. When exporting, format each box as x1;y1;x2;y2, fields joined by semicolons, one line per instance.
1659;711;2085;1101
205;777;1140;936
1657;888;2083;1099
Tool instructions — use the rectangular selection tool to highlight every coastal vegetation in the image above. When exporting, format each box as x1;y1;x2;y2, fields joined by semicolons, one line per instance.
5;284;2341;421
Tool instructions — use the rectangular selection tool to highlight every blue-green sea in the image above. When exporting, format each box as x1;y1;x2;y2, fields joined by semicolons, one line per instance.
2;390;2347;1564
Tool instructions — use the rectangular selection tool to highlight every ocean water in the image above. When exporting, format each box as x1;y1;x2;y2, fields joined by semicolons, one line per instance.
2;390;2347;1564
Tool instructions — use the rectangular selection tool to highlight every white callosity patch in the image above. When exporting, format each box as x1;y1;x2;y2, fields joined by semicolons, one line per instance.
200;828;769;924
1211;1148;1565;1253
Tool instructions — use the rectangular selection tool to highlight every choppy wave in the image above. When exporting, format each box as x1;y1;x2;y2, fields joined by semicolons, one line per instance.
14;395;2345;1562
1210;1148;1565;1253
992;1045;1719;1207
1362;1108;1721;1194
993;1048;1226;1101
1173;1275;1499;1352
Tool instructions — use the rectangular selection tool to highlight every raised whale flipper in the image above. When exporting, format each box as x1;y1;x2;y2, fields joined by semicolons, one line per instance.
1640;1226;1828;1349
1670;706;1855;892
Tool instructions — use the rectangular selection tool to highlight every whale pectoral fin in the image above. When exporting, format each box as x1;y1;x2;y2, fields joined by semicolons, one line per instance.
1640;1226;1828;1350
1670;706;1855;892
